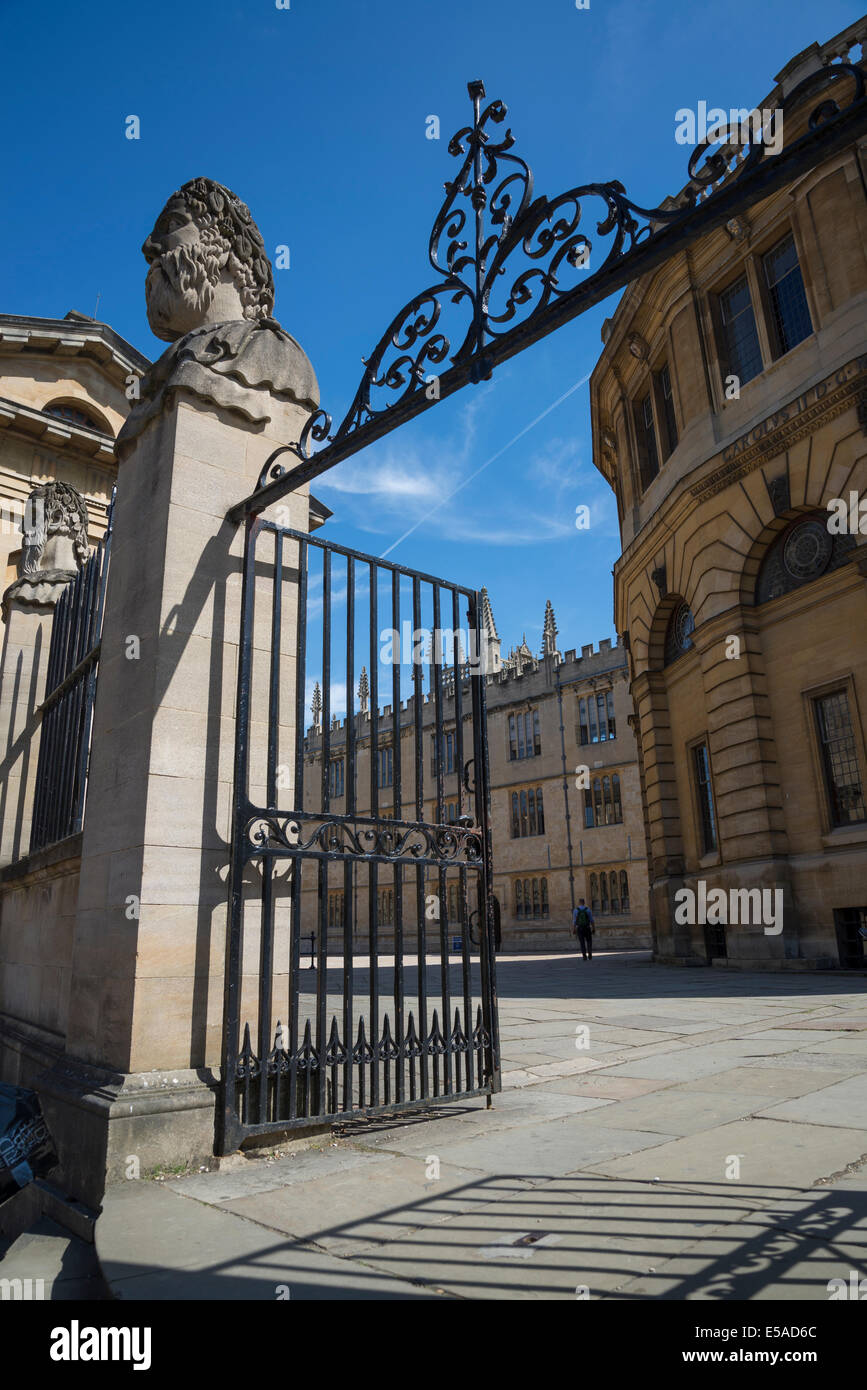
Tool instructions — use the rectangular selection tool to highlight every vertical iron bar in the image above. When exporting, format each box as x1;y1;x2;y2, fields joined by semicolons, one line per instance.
469;589;500;1094
287;536;308;1121
368;562;379;1106
343;554;355;1112
412;575;428;1097
219;516;259;1152
316;549;331;1115
257;529;283;1121
432;584;451;1093
391;569;404;1102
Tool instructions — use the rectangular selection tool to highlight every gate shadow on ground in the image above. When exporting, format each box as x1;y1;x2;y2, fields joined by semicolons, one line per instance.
101;1170;867;1301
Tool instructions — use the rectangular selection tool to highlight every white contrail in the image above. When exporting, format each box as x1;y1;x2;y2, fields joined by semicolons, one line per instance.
379;367;594;559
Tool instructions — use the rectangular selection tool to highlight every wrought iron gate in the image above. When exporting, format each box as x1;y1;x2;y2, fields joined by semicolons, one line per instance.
219;519;500;1150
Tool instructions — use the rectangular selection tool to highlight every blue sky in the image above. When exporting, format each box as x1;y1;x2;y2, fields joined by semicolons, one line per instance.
1;0;860;657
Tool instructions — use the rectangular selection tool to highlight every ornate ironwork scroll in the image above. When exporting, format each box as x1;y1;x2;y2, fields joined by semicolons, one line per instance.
235;60;867;518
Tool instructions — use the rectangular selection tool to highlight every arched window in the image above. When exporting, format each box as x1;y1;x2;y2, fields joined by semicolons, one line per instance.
511;792;520;839
602;775;612;825
612;773;622;824
515;879;523;918
524;879;531;917
600;873;609;912
609;871;619;912
528;788;537;836
590;874;600;913
536;789;545;835
520;789;529;837
755;511;855;604
620;870;630;911
664;601;695;666
584;789;594;829
43;399;112;435
532;878;540;917
593;778;603;826
541;879;549;918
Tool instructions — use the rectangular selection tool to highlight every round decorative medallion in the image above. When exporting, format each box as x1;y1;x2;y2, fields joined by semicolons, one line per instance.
782;519;832;580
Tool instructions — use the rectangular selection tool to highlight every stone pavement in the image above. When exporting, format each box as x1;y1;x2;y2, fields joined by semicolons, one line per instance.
96;949;867;1300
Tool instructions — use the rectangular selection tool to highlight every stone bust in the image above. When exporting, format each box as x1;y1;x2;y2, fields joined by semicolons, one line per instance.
3;480;90;612
118;177;318;452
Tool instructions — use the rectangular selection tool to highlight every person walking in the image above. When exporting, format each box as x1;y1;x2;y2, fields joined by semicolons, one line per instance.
571;898;595;960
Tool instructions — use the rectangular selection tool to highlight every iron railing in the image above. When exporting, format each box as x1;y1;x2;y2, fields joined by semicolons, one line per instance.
29;500;114;854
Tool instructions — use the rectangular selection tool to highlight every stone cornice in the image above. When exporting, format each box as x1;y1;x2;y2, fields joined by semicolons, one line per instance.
0;312;150;378
0;396;116;462
689;354;867;502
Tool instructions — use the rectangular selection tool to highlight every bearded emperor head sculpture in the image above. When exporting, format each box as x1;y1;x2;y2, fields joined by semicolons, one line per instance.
142;178;274;341
118;177;318;452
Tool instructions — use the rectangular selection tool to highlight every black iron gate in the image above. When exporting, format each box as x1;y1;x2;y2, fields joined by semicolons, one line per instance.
219;519;500;1150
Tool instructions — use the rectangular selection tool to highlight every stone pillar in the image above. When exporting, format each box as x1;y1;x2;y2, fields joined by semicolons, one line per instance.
37;387;313;1206
31;175;321;1208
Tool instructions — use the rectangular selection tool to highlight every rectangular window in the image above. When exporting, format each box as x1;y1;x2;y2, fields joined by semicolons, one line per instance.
658;363;678;456
584;789;594;829
328;759;344;798
692;742;718;854
327;891;345;930
636;391;660;489
378;745;393;788
578;697;589;746
719;275;762;386
814;690;867;827
763;233;811;357
606;689;616;741
509;711;540;760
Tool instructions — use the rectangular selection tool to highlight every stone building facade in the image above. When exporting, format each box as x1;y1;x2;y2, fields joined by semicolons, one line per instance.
590;20;867;969
301;602;651;951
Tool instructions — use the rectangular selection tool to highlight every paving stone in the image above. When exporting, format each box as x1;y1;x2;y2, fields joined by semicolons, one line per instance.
216;1160;529;1257
755;1074;867;1130
587;1119;867;1191
578;1088;777;1136
672;1066;849;1100
424;1117;676;1178
532;1075;675;1101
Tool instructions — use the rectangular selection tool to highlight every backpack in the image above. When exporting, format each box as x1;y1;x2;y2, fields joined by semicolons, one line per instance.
574;907;591;931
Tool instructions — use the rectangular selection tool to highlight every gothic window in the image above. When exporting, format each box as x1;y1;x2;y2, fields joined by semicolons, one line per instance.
589;874;600;914
612;773;622;823
755;512;855;605
609;871;619;913
664;601;695;666
620;870;630;911
600;872;609;913
509;710;541;759
328;758;344;798
511;787;545;837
